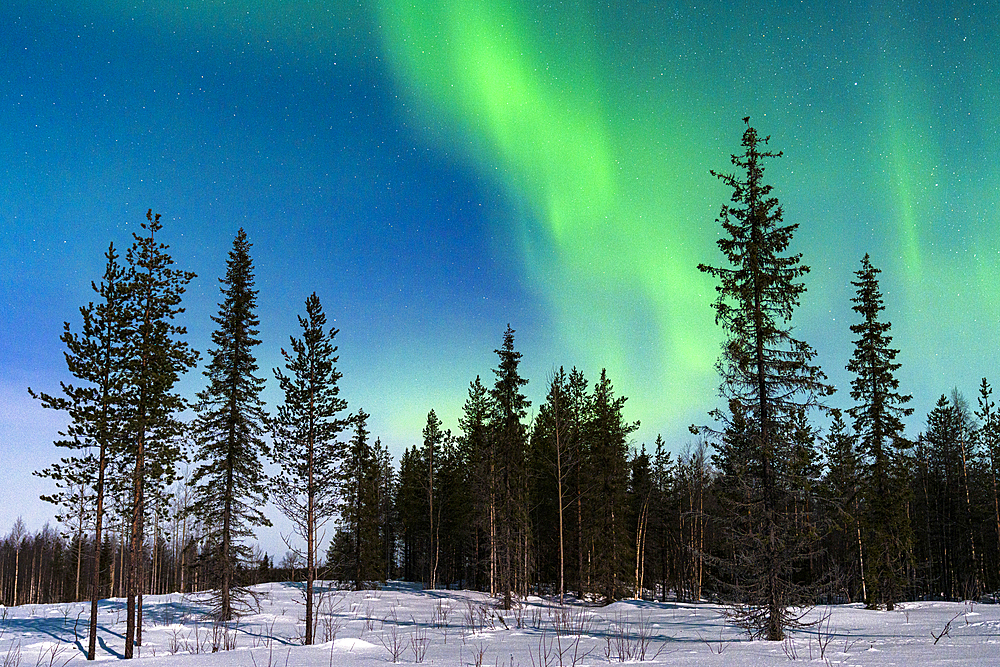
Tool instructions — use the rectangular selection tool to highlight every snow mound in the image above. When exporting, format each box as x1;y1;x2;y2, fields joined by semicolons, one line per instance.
333;637;377;651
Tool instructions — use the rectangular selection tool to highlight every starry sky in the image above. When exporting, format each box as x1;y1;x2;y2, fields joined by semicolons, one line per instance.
2;1;998;551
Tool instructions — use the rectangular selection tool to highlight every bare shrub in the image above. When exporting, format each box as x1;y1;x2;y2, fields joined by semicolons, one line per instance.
603;610;667;662
378;608;405;663
2;641;20;667
409;621;429;663
32;643;72;667
211;618;238;652
318;594;345;643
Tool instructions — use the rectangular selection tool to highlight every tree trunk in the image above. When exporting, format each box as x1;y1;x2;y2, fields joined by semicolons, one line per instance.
958;432;980;598
88;431;109;660
125;426;145;659
222;423;235;622
556;424;565;606
13;548;20;607
305;431;315;646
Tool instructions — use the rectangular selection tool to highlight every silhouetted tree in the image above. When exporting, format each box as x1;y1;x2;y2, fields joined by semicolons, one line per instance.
271;293;347;642
698;118;833;640
123;211;197;656
846;254;913;609
189;229;269;621
489;326;531;609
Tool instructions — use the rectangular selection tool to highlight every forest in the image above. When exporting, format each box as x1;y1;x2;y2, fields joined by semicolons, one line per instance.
4;120;999;656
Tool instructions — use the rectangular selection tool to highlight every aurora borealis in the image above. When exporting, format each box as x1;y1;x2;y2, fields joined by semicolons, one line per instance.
2;1;998;544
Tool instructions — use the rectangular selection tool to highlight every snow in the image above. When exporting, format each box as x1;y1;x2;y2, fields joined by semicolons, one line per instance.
1;583;998;665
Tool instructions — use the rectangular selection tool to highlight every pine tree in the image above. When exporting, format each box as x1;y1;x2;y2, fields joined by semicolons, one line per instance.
123;211;197;656
189;228;269;621
820;410;866;603
489;325;531;609
421;410;445;590
649;436;673;602
628;445;654;600
395;446;427;582
563;367;590;598
697;118;833;640
373;438;396;583
436;428;473;587
271;293;347;642
28;242;130;658
951;389;982;598
528;368;572;603
585;369;637;602
919;396;965;598
845;254;913;609
457;376;492;592
976;379;1000;586
339;410;385;589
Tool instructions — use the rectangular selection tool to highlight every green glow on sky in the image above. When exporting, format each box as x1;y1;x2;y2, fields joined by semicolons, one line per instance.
877;67;939;284
376;0;720;422
32;0;998;443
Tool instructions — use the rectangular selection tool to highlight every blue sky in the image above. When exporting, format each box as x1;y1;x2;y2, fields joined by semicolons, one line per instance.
2;0;998;556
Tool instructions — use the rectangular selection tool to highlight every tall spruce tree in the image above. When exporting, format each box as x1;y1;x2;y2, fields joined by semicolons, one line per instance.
489;325;530;609
271;293;347;642
697;118;833;640
123;211;197;656
457;376;492;592
845;253;913;610
976;379;1000;581
918;396;973;599
585;369;637;602
189;228;269;621
564;367;590;599
29;243;130;660
529;368;572;604
421;410;445;590
372;437;396;583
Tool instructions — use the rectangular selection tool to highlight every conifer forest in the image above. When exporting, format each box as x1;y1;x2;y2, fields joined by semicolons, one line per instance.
6;120;1000;660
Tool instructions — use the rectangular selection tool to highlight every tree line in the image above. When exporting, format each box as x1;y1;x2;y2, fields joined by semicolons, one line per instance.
16;119;1000;653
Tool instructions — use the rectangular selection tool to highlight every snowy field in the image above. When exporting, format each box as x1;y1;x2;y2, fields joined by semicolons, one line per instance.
1;582;999;666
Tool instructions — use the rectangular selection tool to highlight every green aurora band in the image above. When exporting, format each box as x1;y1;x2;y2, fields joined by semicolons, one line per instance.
56;0;1000;438
376;0;722;423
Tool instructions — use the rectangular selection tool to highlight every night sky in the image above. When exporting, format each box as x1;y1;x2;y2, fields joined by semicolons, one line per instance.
2;1;998;551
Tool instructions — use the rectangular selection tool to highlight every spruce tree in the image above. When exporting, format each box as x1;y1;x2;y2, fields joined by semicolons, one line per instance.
29;242;130;660
489;325;530;609
820;410;865;602
436;427;473;587
421;410;445;590
919;396;965;598
845;253;913;609
528;368;571;603
123;211;197;656
585;369;637;602
698;118;833;640
271;293;347;642
628;445;654;599
976;379;1000;583
457;376;492;592
395;446;428;582
189;228;269;621
564;367;590;599
339;410;385;589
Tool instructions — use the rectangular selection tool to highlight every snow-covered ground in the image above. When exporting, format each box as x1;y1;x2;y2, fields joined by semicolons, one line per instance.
1;582;998;665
